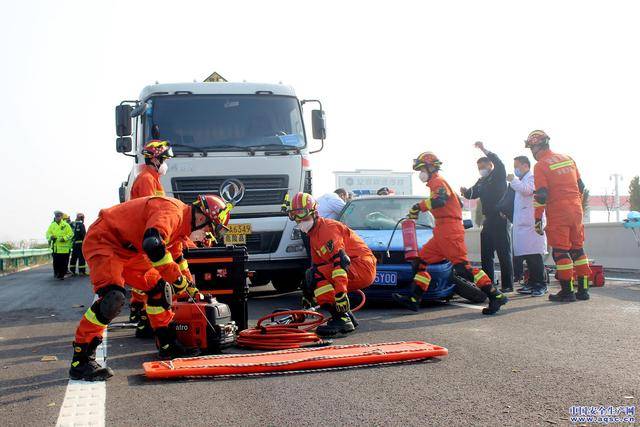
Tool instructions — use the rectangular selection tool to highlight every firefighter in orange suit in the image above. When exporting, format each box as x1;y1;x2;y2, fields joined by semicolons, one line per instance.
392;152;508;315
69;195;231;381
127;140;173;337
525;130;591;302
286;192;376;336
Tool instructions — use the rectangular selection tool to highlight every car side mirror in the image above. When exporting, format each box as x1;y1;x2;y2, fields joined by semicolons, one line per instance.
115;104;133;136
116;137;132;153
311;110;326;140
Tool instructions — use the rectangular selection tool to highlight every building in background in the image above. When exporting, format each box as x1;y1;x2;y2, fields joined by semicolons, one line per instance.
334;169;413;196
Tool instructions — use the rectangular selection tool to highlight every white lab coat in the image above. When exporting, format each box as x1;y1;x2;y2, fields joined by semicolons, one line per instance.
510;171;547;256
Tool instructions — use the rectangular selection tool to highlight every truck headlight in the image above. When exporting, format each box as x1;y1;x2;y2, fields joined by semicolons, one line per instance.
291;228;303;241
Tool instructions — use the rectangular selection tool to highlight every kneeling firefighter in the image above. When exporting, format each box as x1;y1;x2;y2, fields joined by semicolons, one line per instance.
286;192;376;336
392;152;508;315
69;194;231;381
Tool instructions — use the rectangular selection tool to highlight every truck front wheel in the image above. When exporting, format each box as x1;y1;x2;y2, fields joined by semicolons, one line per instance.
271;269;304;293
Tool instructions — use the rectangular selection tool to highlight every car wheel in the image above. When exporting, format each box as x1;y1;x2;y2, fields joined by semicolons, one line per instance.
249;271;271;287
453;275;487;303
271;269;304;293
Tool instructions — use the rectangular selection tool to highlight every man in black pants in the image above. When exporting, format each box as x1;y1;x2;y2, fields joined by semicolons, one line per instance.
69;213;87;275
461;142;514;292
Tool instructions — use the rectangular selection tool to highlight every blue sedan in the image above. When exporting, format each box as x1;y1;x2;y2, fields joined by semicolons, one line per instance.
339;196;484;303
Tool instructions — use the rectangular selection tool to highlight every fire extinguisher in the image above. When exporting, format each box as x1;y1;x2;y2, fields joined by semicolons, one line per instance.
401;219;419;261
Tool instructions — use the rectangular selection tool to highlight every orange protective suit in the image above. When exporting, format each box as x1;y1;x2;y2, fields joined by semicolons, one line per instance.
533;149;591;281
74;197;192;344
307;217;376;306
415;172;492;291
130;165;165;199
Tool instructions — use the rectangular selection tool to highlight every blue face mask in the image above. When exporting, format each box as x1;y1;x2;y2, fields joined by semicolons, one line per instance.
514;168;524;178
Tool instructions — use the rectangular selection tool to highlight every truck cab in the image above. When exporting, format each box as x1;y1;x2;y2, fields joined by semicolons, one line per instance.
114;82;326;292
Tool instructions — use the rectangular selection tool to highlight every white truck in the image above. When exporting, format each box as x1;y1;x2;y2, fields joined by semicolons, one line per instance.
114;82;326;292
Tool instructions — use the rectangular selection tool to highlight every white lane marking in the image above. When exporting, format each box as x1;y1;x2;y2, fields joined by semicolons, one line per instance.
56;330;107;427
449;302;484;310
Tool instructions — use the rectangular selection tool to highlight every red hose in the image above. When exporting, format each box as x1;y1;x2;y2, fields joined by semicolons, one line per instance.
237;290;366;350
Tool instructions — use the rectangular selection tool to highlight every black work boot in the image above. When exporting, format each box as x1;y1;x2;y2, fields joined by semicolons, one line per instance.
129;302;144;324
549;280;577;302
316;306;356;337
575;276;590;301
155;326;201;359
69;337;114;381
481;286;508;315
392;283;424;312
135;310;154;338
346;311;359;329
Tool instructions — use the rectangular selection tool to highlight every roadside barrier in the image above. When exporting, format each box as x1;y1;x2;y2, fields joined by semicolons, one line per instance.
0;245;52;273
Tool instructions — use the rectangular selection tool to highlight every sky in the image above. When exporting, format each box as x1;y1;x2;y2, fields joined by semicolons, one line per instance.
1;0;639;242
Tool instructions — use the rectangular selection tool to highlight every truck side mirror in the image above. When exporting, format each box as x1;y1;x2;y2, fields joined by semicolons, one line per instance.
311;110;326;140
115;104;133;136
116;137;132;153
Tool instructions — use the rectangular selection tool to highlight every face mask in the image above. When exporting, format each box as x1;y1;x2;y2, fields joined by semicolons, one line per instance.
479;169;490;178
514;168;524;178
158;162;168;176
297;218;314;233
419;171;430;183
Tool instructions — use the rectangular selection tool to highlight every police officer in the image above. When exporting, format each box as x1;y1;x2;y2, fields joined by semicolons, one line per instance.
69;213;87;275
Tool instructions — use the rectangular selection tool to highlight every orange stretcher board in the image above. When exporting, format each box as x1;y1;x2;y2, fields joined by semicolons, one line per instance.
143;341;448;379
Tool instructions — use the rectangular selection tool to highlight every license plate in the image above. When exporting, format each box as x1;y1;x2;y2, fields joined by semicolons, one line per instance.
374;272;398;286
224;223;252;245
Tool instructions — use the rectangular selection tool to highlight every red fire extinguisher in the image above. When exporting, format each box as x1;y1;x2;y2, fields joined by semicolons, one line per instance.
401;219;419;261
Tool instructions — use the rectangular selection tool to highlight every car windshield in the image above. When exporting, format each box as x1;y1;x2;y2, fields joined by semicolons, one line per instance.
143;95;306;153
339;198;435;230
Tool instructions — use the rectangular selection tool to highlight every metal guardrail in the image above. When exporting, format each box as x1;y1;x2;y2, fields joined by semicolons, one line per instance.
0;245;52;272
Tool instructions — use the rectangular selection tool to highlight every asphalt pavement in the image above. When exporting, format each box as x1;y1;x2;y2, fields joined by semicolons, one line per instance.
1;265;638;426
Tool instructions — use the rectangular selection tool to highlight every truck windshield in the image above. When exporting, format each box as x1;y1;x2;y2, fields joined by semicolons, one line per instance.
143;95;306;153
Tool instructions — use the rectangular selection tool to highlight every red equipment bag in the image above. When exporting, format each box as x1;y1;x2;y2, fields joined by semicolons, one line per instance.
172;297;237;354
143;341;448;379
401;219;419;260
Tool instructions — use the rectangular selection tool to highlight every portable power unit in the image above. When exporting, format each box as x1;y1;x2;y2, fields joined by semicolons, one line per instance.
172;297;237;353
184;246;249;330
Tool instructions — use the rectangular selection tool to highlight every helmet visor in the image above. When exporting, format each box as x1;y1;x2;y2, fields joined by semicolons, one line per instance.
412;158;425;171
288;208;312;221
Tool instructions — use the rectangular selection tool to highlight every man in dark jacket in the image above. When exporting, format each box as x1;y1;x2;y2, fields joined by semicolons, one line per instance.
69;213;87;275
460;142;514;292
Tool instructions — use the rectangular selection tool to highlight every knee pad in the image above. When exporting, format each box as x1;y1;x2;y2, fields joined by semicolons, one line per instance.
569;248;585;260
93;287;125;324
147;279;173;309
453;263;474;282
552;249;571;262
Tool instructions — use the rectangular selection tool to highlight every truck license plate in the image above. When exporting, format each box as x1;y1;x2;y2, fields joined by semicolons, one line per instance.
374;272;398;286
224;224;252;245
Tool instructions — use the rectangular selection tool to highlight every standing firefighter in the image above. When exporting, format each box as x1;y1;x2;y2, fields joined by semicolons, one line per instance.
69;213;87;275
128;140;173;337
392;152;508;315
68;195;231;381
525;130;590;302
46;211;74;280
286;192;376;336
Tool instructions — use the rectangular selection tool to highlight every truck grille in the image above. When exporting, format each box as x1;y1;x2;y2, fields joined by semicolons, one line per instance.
215;231;283;254
171;175;289;206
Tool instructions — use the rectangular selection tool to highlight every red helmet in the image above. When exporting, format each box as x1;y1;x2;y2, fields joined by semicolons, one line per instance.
287;192;317;221
193;194;231;231
524;130;550;148
142;140;173;159
413;151;442;171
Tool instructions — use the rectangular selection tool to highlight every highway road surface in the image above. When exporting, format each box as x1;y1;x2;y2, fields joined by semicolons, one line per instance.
1;265;638;426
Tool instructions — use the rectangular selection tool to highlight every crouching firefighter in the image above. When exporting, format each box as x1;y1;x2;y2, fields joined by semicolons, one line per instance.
68;194;231;381
392;152;508;315
286;192;376;337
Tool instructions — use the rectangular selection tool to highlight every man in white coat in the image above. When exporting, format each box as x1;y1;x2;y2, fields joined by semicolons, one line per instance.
507;156;548;296
317;188;348;219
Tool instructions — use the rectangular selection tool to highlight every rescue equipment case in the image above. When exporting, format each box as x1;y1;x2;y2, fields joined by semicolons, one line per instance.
172;297;237;353
184;246;249;330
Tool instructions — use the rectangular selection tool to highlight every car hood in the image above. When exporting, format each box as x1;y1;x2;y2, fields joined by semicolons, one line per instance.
354;229;433;252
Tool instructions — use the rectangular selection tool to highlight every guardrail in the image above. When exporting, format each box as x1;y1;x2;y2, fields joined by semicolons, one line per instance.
465;222;640;271
0;245;52;273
